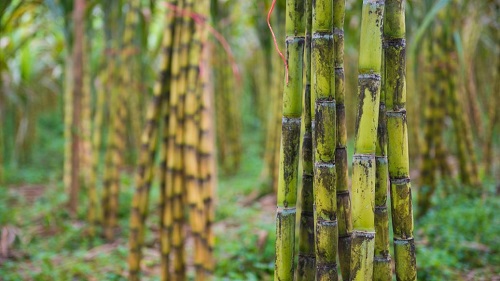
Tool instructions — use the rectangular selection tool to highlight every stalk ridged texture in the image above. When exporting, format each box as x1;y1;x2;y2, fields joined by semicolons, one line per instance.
198;44;216;277
384;0;417;280
128;0;214;279
442;7;479;188
165;5;184;281
158;2;178;280
311;0;338;280
274;0;305;280
297;0;315;279
88;61;107;234
418;31;452;216
332;0;352;279
350;1;384;280
127;1;177;278
373;27;391;280
168;0;190;277
183;3;207;276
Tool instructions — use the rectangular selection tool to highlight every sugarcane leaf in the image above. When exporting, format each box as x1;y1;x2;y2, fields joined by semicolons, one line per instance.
0;0;14;21
1;1;39;32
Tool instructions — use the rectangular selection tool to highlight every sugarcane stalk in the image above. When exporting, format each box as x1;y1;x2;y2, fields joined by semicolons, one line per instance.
101;0;132;240
127;4;177;278
166;24;184;281
157;3;178;280
274;0;305;279
121;0;141;163
199;31;216;276
262;3;285;189
88;57;110;234
373;23;391;281
166;0;194;277
159;98;171;281
311;0;338;280
384;1;417;280
333;0;352;279
350;1;384;280
183;9;206;279
82;16;100;237
101;67;114;234
484;48;500;175
296;0;315;279
418;37;437;216
194;3;214;278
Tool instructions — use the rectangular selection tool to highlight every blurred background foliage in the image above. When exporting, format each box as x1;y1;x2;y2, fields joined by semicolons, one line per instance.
0;0;498;280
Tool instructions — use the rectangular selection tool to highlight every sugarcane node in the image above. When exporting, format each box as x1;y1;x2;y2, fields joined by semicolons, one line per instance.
315;265;339;281
315;263;339;271
352;230;375;240
391;177;410;184
300;209;315;218
373;255;391;263
302;171;313;180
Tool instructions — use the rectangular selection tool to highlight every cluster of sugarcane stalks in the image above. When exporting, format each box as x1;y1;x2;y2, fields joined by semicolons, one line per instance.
274;0;416;280
128;0;215;280
211;0;243;176
79;0;145;240
417;4;482;217
58;0;149;238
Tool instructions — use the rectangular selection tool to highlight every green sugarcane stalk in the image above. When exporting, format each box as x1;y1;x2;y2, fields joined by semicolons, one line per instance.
88;59;110;232
430;27;451;178
104;0;143;241
332;0;352;279
311;0;338;280
296;0;315;279
418;30;453;216
373;32;391;281
274;0;305;280
350;1;384;280
384;1;417;280
100;0;121;239
418;37;437;216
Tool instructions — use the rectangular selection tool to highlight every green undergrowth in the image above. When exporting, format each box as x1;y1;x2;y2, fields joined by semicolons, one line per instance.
415;179;500;280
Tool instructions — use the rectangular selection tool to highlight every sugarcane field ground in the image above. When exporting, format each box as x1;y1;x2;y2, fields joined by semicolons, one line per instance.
1;0;500;281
